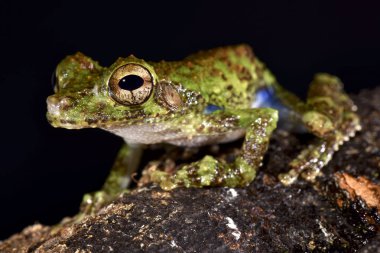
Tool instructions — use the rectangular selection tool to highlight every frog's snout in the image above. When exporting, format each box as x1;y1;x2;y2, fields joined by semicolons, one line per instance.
46;95;73;117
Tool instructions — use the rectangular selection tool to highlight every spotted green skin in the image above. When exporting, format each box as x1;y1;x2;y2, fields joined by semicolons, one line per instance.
47;45;360;211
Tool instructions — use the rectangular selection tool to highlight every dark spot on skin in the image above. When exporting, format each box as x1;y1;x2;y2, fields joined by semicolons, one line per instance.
211;68;220;77
122;109;146;120
227;85;233;90
235;45;255;60
85;118;98;125
186;61;194;68
97;102;107;110
71;53;95;70
219;55;228;62
60;119;76;125
227;97;237;105
238;67;252;81
221;74;227;81
187;165;201;181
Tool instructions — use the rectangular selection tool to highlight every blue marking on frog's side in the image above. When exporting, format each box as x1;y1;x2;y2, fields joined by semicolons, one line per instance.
251;87;280;109
203;104;224;115
252;87;306;132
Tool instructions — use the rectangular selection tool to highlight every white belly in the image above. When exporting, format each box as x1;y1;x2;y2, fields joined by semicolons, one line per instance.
105;123;245;147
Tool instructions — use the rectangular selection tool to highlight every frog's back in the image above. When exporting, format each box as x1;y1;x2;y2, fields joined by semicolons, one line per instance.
151;44;266;109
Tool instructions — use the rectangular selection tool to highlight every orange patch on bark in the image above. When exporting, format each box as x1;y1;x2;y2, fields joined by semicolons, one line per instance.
335;173;380;212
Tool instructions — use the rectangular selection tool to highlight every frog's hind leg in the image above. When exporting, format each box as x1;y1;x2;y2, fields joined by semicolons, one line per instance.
278;73;361;185
150;108;278;190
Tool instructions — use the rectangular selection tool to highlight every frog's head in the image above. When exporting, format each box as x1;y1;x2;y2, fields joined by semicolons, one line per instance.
47;53;201;131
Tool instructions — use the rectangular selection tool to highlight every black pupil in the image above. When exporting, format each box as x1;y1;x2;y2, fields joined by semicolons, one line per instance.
118;75;144;91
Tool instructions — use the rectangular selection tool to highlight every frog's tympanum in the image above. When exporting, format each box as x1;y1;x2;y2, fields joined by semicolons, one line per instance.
47;45;360;212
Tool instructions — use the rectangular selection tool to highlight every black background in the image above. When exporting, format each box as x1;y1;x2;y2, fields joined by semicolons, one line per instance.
1;1;380;239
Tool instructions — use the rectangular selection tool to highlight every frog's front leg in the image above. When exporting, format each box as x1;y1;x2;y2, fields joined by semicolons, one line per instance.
80;143;143;214
150;108;278;190
277;73;361;185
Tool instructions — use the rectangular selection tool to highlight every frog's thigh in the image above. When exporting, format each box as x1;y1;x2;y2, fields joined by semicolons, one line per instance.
152;108;278;190
279;73;361;185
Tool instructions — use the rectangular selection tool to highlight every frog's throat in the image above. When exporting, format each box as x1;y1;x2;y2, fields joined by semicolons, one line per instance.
105;123;245;147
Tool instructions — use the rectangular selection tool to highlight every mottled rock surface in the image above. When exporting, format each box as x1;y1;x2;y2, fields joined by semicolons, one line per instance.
1;88;380;253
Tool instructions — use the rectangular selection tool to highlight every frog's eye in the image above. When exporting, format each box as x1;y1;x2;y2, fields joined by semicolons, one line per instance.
108;64;154;105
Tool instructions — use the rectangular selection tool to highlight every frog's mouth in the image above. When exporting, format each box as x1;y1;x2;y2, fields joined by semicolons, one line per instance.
46;112;85;129
46;94;154;129
46;95;100;129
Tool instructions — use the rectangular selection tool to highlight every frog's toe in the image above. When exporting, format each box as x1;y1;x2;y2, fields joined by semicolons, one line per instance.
279;161;321;185
278;169;299;186
300;167;322;182
279;139;334;185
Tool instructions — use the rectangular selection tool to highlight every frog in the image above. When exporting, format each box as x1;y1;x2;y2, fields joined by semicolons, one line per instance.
47;44;360;213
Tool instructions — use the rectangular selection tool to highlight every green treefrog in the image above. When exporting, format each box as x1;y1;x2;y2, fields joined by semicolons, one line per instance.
47;45;360;211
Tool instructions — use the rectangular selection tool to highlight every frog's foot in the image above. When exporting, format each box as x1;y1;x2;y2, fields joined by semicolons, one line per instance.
279;139;335;185
151;108;278;190
279;73;361;185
